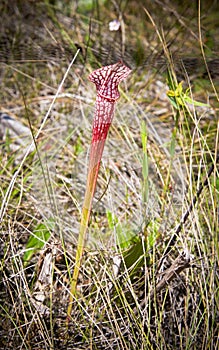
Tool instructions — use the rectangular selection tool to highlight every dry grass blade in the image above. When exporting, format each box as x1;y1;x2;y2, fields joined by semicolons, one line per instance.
0;1;218;349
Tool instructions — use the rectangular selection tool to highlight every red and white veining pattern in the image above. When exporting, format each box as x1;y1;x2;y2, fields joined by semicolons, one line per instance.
91;96;114;143
68;61;131;308
89;61;131;102
89;61;131;144
89;68;116;100
86;61;131;206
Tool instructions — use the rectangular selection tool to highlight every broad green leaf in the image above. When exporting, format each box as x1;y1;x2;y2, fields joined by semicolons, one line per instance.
183;96;210;107
116;226;135;250
123;237;146;271
167;77;210;110
107;210;135;250
23;219;54;265
123;219;160;274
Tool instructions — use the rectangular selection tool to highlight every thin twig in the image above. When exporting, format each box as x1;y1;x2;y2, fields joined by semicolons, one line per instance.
138;252;191;311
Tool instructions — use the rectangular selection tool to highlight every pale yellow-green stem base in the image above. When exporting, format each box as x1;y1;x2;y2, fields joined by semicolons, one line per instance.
67;206;90;318
67;160;100;319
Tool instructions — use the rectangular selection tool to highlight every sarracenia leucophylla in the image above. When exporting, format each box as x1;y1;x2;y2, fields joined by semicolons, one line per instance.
67;61;131;317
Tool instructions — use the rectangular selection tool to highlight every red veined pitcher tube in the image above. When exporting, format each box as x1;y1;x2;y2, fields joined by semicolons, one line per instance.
67;61;131;318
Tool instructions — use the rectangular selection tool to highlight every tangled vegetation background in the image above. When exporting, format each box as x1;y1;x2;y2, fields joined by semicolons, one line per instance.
0;0;218;349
